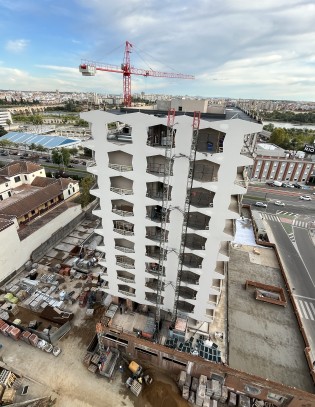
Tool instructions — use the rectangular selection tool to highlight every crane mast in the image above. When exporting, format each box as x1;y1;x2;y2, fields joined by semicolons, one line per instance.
172;111;201;324
79;41;194;106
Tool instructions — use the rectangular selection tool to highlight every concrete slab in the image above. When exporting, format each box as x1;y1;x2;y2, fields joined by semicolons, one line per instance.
62;236;84;245
55;242;75;253
228;246;314;392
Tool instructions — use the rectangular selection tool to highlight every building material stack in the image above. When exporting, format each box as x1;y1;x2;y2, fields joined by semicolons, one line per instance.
211;379;222;401
178;370;186;391
238;394;251;407
228;391;237;406
196;375;207;406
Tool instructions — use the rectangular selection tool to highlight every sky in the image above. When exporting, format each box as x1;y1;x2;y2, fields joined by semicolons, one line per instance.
0;0;314;101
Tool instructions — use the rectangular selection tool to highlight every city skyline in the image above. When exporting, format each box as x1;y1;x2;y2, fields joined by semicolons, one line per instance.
0;0;314;101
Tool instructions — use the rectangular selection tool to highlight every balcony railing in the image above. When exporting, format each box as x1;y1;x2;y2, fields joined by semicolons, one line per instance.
145;293;164;305
112;208;134;217
182;259;203;268
108;163;133;172
146;233;167;242
146;163;172;176
113;227;134;236
176;300;194;313
145;264;165;277
146;191;171;200
178;288;197;300
117;276;135;284
118;289;136;297
110;187;133;195
181;276;199;285
115;245;135;253
145;281;165;291
116;261;135;269
146;251;166;260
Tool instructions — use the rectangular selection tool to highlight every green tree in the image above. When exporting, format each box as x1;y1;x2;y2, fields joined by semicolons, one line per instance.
262;123;274;132
75;118;89;127
5;119;12;130
36;144;47;152
80;175;95;208
61;148;71;167
269;128;289;147
52;150;63;166
0;126;7;137
68;147;78;156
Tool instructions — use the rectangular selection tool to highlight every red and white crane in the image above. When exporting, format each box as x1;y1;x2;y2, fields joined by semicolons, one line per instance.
79;41;194;107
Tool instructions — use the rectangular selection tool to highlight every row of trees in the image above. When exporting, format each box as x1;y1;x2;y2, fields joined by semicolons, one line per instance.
0;97;40;106
12;113;89;127
262;110;315;124
264;124;315;151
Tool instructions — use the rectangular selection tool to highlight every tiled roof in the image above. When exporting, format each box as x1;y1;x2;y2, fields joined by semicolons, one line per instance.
0;161;43;177
31;177;57;187
0;216;15;231
0;176;9;185
0;177;77;218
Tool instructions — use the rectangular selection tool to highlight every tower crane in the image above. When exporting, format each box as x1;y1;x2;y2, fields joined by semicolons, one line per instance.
79;41;194;107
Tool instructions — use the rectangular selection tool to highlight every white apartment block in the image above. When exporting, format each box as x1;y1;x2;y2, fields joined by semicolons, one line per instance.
0;110;12;127
82;111;262;323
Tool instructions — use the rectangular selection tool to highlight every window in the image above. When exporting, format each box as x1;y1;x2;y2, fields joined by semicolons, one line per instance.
0;195;2;201
32;174;35;177
244;384;261;395
14;176;21;183
24;175;27;181
5;183;8;187
8;191;11;197
31;210;35;215
267;393;284;403
68;190;71;195
72;187;75;193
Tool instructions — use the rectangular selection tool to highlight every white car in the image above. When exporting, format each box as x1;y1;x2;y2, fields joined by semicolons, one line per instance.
274;200;285;206
299;195;312;201
255;201;267;208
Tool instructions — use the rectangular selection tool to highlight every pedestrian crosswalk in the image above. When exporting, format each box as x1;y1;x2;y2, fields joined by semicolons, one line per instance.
261;213;280;222
296;299;315;321
292;219;308;228
287;232;295;243
276;211;298;217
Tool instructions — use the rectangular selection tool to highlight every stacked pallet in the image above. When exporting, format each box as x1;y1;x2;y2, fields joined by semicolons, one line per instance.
211;379;221;400
238;394;251;407
228;391;237;406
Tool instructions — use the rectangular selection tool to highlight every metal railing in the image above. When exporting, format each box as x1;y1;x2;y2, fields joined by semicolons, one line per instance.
113;227;134;236
146;191;171;200
146;233;167;242
112;208;134;217
145;251;166;260
110;187;133;195
108;163;133;172
116;261;135;269
146;163;172;175
117;276;135;284
118;289;136;297
115;245;135;253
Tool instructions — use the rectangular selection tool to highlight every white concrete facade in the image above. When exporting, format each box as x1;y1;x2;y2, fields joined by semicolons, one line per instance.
81;111;262;323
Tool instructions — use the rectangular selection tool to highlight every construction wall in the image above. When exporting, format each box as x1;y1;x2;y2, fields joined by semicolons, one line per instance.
100;327;315;407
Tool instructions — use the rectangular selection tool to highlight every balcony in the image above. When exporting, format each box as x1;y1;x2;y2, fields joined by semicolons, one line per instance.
182;253;203;269
113;220;134;236
178;286;197;300
218;241;230;260
107;124;132;144
145;292;164;305
214;261;226;279
114;238;135;253
186;212;210;230
147;124;175;148
110;176;133;195
146;246;166;260
205;309;214;320
196;128;225;154
117;270;135;284
184;234;206;250
116;255;135;269
208;294;218;306
145;279;165;291
146;205;170;223
145;263;165;277
108;150;133;172
118;284;136;297
229;195;241;215
146;155;173;176
234;166;249;189
146;226;168;242
112;199;134;217
211;278;222;293
146;182;172;201
181;270;200;285
176;300;194;314
189;188;215;208
223;219;235;239
193;160;219;183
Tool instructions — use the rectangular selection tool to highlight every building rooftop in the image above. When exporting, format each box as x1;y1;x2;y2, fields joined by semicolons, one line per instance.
1;132;79;149
227;245;314;392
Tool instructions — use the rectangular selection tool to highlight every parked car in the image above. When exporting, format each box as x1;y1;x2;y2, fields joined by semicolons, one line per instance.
68;164;75;168
299;195;312;201
274;200;285;206
255;202;267;208
293;183;302;189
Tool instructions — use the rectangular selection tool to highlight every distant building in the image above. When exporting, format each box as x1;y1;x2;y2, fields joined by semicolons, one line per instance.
156;98;225;115
0;161;81;281
0;110;12;127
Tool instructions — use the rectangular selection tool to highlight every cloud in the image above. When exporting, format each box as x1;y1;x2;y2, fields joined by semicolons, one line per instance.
5;39;29;53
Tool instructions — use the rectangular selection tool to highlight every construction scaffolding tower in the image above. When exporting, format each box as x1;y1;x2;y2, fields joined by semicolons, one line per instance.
172;111;201;324
154;109;176;328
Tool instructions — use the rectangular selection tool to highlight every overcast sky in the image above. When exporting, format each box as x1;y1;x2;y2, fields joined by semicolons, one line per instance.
0;0;314;101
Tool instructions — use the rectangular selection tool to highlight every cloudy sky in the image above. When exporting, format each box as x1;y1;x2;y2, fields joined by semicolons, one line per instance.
0;0;314;101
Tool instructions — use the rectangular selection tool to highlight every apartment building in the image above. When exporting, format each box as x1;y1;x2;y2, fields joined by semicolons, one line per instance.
82;111;262;323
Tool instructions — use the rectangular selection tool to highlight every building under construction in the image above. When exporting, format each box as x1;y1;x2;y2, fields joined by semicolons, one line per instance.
81;110;260;325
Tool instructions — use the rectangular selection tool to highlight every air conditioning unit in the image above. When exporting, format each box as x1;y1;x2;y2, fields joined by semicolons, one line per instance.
199;265;202;269
209;203;213;207
202;246;205;250
205;226;209;230
146;193;149;197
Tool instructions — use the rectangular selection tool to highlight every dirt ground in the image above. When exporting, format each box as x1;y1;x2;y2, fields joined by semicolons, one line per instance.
0;305;189;407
